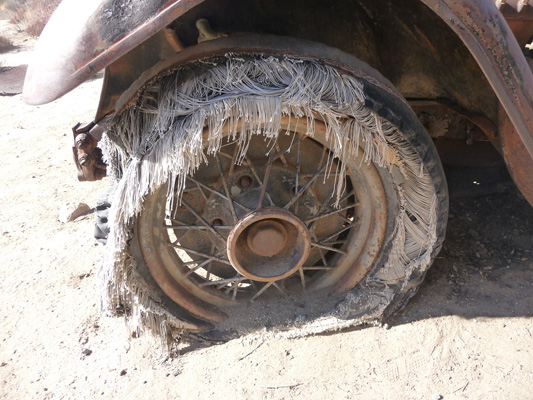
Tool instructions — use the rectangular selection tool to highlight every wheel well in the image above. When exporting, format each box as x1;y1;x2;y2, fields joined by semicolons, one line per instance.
170;0;498;123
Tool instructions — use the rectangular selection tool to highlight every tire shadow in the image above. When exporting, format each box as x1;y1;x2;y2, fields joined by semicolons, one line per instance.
393;185;533;326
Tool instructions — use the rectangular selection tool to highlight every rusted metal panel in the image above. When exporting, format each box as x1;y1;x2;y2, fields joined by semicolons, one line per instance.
419;0;533;161
22;0;202;105
498;103;533;206
95;28;182;120
23;0;533;179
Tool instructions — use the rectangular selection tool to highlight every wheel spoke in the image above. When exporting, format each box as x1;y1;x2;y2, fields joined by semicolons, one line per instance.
304;203;356;224
184;250;227;277
257;155;274;209
339;215;353;224
276;142;289;167
232;281;239;300
310;231;331;270
217;150;234;161
301;171;343;178
298;267;306;290
228;145;239;177
257;146;291;209
244;155;274;206
306;190;354;226
321;239;348;246
283;161;327;209
317;221;359;244
187;176;252;213
303;266;334;271
184;261;209;277
170;243;232;265
181;199;226;244
251;281;274;300
216;155;238;223
272;282;288;296
311;242;347;255
198;276;247;288
206;262;212;281
191;181;209;201
165;223;232;230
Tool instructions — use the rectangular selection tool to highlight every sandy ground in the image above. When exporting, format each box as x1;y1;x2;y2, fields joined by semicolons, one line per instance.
1;15;533;400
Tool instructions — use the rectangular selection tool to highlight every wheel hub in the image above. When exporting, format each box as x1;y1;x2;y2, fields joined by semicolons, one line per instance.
246;220;287;257
227;208;311;282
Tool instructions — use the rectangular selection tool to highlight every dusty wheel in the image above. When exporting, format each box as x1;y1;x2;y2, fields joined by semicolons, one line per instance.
103;35;448;338
137;118;392;323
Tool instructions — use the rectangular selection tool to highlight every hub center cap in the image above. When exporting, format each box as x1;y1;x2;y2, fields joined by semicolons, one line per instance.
227;208;311;282
247;220;288;257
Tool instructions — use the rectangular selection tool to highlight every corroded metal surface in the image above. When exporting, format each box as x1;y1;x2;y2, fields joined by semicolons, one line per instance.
72;122;106;182
498;104;533;206
22;0;533;203
137;116;388;320
22;0;202;105
420;0;533;161
95;28;181;120
226;208;311;282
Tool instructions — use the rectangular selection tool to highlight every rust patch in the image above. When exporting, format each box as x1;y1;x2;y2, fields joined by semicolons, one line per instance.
420;0;533;177
72;122;107;182
498;104;533;207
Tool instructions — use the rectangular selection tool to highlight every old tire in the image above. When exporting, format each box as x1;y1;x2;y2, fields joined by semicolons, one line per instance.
106;35;448;339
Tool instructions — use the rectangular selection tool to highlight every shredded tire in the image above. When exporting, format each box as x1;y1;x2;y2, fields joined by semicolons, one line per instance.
97;35;448;350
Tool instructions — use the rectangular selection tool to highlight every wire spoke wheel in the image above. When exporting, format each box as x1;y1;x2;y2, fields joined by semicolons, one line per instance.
138;117;389;322
104;35;448;337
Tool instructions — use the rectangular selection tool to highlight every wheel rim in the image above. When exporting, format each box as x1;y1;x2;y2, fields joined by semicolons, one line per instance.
138;117;388;322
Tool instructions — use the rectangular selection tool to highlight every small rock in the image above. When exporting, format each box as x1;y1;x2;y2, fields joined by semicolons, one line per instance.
120;369;127;376
432;395;443;400
468;229;479;239
82;349;92;356
58;203;91;223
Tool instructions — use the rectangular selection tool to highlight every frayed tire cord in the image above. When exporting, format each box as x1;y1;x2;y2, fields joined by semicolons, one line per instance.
97;39;448;351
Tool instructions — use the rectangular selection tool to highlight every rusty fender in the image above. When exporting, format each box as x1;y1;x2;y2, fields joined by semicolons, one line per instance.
22;0;533;201
22;0;201;106
420;0;533;205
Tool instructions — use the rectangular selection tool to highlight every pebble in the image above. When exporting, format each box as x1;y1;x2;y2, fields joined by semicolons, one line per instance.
468;229;479;239
58;203;91;223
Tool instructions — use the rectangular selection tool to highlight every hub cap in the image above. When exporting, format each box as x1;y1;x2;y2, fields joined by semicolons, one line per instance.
227;208;311;282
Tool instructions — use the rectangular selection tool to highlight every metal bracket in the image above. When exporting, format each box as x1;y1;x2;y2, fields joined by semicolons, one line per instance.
72;121;107;182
